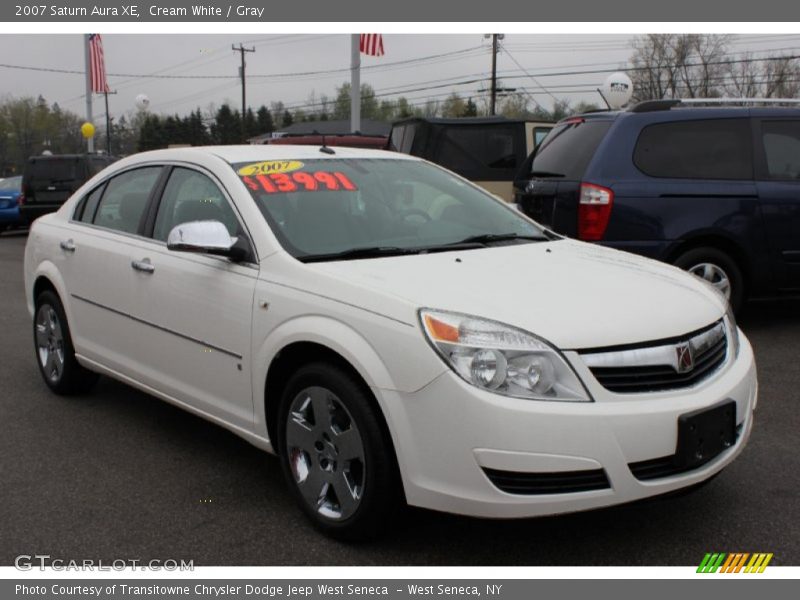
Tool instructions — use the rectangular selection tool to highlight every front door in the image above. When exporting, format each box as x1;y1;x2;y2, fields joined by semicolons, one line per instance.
125;166;258;429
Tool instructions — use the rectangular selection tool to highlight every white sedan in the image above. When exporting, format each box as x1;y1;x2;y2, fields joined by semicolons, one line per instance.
24;146;757;540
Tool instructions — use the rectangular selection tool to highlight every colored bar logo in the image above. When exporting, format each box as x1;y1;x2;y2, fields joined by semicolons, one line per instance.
697;552;773;573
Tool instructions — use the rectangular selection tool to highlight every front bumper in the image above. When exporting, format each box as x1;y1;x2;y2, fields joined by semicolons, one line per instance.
379;333;757;518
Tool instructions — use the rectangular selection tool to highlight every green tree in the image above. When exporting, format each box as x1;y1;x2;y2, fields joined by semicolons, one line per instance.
441;92;466;118
256;105;274;134
333;82;380;122
244;108;259;139
211;104;241;144
463;98;478;117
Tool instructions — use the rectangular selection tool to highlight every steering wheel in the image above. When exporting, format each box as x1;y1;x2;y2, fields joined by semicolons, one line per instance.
398;208;432;223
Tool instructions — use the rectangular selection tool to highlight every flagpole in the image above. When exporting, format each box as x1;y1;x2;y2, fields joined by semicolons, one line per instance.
104;90;111;154
83;34;94;153
350;34;360;134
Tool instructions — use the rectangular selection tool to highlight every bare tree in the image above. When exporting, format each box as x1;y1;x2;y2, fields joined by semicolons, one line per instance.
628;34;731;100
725;53;762;98
763;56;800;97
725;54;800;98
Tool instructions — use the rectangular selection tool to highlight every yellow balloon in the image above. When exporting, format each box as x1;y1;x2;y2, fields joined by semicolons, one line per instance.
80;122;95;139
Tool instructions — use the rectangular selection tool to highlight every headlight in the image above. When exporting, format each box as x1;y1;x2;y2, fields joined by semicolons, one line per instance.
725;306;740;358
419;309;591;402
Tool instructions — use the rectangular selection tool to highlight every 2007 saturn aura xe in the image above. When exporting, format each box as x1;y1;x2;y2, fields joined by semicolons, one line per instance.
24;146;757;539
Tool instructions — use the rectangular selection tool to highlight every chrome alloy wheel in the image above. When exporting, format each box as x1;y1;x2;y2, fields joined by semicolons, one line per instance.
285;386;366;521
35;304;65;384
688;262;731;300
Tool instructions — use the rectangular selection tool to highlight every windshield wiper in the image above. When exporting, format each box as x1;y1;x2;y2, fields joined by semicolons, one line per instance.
446;232;548;246
298;246;420;263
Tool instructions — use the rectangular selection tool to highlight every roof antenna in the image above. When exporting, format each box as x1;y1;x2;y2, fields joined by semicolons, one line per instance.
596;88;612;110
318;130;335;155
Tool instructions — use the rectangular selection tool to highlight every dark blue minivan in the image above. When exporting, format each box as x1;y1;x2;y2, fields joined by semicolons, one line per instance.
514;100;800;311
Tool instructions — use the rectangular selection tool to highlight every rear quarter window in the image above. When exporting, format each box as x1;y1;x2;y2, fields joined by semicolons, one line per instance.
634;118;753;180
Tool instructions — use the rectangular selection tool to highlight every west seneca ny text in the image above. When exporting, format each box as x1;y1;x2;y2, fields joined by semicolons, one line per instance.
14;4;269;18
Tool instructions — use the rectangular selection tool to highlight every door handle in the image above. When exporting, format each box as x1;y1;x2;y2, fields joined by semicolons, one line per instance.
59;239;76;253
131;259;155;274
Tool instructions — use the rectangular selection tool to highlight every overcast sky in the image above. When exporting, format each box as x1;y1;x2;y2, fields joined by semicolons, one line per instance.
1;33;800;124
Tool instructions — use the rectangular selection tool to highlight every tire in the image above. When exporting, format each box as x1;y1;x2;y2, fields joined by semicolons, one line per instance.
277;362;402;541
673;247;744;313
33;290;98;395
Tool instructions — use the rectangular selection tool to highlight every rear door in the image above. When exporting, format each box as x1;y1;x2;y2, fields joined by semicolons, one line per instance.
753;118;800;291
64;166;165;371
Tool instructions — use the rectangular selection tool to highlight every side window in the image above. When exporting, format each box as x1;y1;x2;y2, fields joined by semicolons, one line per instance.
76;184;105;223
93;167;162;234
152;168;240;242
433;125;522;180
390;125;406;152
759;120;800;180
634;119;753;180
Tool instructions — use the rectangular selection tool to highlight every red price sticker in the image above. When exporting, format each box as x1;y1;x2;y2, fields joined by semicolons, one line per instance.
242;171;358;194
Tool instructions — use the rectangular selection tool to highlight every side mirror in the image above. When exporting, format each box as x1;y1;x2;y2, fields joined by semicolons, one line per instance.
167;220;246;261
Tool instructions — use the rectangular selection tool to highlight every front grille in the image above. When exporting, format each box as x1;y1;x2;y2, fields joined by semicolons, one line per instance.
583;321;728;394
483;467;610;495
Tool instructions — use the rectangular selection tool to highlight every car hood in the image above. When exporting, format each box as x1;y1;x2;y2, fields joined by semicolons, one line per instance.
309;239;726;350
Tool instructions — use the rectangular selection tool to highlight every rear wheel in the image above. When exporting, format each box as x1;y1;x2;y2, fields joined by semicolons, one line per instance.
34;290;98;395
277;362;401;541
674;247;744;313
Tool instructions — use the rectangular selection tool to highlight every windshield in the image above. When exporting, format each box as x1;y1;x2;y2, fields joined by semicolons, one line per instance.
0;176;21;192
232;158;547;261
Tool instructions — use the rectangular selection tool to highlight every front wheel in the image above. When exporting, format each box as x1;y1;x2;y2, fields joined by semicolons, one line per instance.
34;290;98;395
674;247;744;313
278;363;402;541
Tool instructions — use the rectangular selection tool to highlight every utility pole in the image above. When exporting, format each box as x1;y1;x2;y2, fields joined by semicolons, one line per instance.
232;43;255;143
487;33;505;116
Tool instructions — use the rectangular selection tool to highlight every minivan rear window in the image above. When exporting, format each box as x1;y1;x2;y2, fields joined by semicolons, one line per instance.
634;118;753;180
530;119;611;180
30;158;80;182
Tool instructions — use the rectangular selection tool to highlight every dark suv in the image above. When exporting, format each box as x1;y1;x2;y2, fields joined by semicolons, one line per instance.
514;99;800;311
20;154;117;224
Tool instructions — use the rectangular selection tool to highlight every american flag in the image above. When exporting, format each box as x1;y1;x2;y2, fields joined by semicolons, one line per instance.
359;34;384;57
88;34;110;93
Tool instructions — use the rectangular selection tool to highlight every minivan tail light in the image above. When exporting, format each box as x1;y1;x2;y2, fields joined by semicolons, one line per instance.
578;183;614;241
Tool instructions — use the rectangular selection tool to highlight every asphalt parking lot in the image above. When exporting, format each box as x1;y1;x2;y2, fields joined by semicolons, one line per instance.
1;230;798;566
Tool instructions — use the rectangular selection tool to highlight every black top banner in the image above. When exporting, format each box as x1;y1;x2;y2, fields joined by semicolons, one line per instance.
0;0;797;21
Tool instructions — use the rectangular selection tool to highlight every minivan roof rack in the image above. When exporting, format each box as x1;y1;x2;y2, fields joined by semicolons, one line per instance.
629;98;800;112
628;100;680;112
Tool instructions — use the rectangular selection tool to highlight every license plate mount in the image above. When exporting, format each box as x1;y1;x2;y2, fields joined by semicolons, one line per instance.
675;401;737;469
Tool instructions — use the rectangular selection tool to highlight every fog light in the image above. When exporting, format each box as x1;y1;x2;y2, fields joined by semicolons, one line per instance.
470;349;507;389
